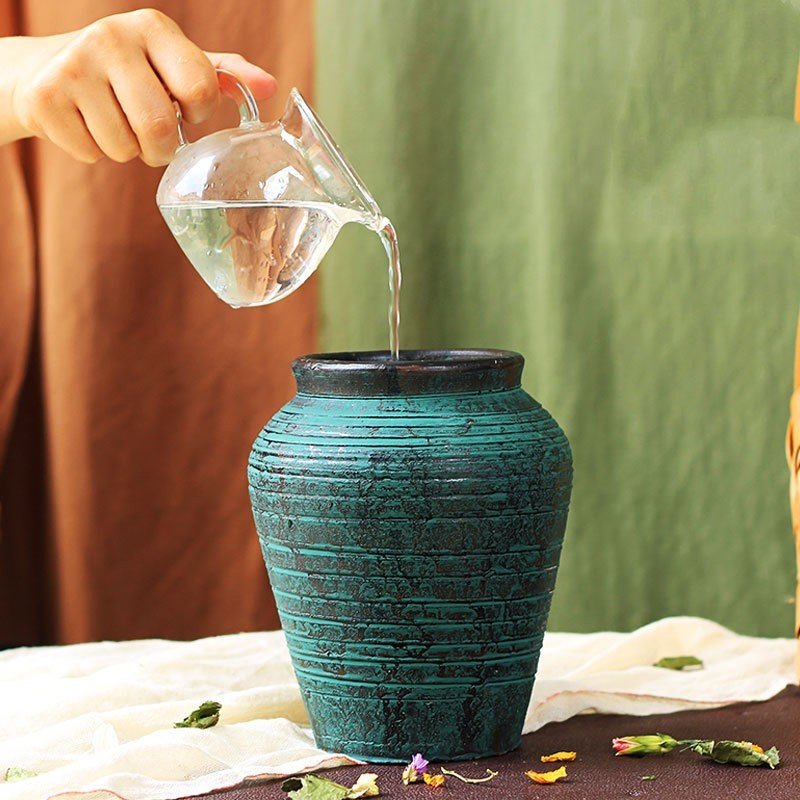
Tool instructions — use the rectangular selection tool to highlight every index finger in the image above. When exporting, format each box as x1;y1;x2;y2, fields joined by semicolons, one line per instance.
140;10;220;124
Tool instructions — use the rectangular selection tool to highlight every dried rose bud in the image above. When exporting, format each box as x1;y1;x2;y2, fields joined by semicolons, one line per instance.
612;734;679;756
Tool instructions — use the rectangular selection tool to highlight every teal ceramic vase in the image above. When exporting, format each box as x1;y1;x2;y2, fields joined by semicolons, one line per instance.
248;350;572;762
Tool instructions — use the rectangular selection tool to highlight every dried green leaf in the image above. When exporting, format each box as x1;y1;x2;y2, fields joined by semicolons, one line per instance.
680;739;780;768
281;774;351;800
4;767;37;782
280;773;380;799
174;700;221;729
440;767;498;783
654;656;704;670
641;775;656;781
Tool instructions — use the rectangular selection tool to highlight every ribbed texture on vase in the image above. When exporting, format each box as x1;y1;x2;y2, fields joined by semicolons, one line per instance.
248;353;572;761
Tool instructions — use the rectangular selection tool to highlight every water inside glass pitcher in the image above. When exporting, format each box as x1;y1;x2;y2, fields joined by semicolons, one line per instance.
157;71;402;355
159;200;374;308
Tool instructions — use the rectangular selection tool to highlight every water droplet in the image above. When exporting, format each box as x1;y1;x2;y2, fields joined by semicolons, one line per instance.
213;272;228;292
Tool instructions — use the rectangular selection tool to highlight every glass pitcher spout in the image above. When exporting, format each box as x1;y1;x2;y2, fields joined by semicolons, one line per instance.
156;73;385;308
279;88;383;224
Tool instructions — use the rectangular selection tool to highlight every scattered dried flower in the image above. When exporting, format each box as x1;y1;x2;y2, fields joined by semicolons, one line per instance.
612;731;780;769
402;754;429;785
525;766;567;784
612;734;678;756
423;773;446;788
410;754;429;772
540;751;577;763
440;767;498;783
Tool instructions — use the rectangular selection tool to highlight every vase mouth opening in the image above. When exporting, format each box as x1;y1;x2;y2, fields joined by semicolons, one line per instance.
292;349;524;396
296;349;523;368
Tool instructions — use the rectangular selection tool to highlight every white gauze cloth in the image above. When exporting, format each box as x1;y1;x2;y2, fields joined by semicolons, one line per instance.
0;616;794;800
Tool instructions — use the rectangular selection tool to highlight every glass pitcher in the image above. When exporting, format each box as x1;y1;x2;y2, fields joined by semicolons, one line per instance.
157;70;383;308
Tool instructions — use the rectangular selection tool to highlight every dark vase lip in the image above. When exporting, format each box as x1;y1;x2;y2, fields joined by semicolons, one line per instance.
294;349;523;370
292;349;525;396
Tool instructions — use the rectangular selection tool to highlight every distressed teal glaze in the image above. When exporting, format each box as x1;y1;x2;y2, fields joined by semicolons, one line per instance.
248;351;572;762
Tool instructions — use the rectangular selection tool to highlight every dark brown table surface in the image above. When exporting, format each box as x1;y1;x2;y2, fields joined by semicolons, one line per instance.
190;686;799;800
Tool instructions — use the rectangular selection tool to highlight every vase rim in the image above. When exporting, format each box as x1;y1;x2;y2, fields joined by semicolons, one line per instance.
292;349;525;396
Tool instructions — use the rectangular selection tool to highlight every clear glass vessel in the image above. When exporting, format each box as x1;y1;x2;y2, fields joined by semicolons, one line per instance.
157;70;382;308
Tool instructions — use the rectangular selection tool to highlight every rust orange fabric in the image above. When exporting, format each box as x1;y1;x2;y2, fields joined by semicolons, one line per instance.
0;0;316;645
790;59;800;671
786;315;800;674
795;58;800;122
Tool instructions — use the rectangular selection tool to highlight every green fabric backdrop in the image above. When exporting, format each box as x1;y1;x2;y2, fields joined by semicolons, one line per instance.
315;0;800;636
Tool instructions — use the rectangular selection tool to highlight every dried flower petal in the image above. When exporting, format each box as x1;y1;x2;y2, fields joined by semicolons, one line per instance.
401;766;418;786
423;773;446;788
410;754;429;773
525;766;567;784
402;754;429;785
348;773;379;798
440;767;498;783
541;751;577;763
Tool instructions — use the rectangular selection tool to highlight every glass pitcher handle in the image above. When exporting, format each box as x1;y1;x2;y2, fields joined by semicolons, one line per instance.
175;68;261;147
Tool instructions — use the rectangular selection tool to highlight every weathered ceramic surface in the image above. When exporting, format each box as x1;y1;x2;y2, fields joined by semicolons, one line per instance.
248;351;572;761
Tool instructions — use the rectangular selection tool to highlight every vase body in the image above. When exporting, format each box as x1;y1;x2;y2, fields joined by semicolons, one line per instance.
248;350;572;761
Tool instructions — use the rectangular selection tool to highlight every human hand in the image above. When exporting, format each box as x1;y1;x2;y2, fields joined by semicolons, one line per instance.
5;9;277;165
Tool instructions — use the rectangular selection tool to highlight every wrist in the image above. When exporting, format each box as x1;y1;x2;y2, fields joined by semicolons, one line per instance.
0;34;74;146
0;38;37;145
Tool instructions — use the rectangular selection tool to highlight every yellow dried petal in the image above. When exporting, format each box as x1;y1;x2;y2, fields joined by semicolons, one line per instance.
423;773;446;788
540;751;577;763
401;765;419;785
525;766;568;784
